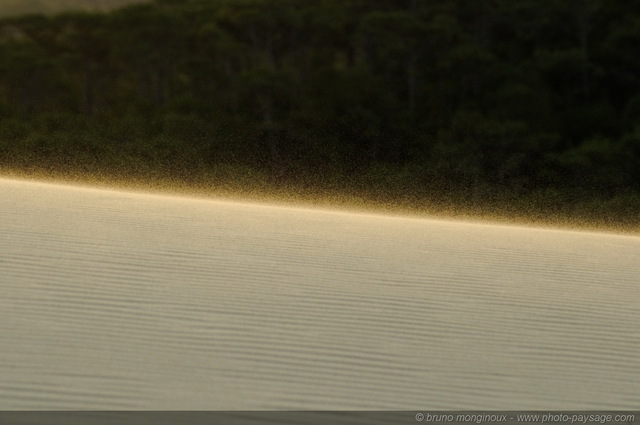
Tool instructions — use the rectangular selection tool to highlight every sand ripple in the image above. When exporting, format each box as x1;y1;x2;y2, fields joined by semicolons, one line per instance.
1;178;638;409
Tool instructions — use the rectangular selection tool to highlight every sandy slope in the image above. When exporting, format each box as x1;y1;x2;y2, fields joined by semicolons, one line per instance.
0;177;638;410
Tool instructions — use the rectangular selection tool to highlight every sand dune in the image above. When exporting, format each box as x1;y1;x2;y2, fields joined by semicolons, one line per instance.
0;177;638;410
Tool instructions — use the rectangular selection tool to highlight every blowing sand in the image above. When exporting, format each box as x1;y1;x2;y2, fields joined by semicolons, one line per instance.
0;177;638;410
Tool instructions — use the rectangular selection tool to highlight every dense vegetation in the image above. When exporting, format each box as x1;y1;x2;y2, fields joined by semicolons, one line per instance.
0;0;638;226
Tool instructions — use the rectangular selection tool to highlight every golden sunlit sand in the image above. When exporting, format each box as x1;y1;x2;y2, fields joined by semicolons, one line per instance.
1;177;639;410
1;171;637;236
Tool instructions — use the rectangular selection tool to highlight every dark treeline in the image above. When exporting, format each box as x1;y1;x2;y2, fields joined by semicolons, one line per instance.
0;0;639;222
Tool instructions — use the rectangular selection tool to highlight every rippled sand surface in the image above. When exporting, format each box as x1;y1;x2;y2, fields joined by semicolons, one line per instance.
1;177;638;410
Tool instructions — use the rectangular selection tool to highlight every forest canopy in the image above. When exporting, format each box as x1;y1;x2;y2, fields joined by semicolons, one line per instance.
0;0;638;225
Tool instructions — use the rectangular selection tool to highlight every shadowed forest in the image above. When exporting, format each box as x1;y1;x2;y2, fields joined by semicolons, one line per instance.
0;0;639;226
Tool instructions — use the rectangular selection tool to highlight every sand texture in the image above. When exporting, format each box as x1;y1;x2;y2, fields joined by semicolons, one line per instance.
0;178;638;410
